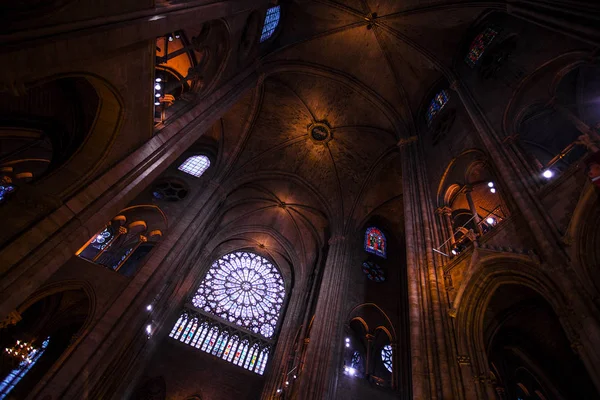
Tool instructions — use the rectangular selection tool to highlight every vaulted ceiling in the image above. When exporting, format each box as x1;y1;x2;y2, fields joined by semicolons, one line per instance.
203;0;490;281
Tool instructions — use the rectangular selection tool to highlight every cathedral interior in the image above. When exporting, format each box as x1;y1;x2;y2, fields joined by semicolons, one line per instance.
1;1;600;399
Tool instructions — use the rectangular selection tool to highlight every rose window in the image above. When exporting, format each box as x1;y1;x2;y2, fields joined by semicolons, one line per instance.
192;251;285;339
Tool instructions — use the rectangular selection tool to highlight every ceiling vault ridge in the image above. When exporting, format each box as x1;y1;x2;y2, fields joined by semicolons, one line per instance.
265;21;368;60
214;204;309;265
347;146;401;228
269;76;317;121
232;135;307;175
309;0;367;17
221;83;265;181
325;142;345;218
370;25;415;131
210;227;301;271
222;171;336;220
260;60;406;136
377;0;505;20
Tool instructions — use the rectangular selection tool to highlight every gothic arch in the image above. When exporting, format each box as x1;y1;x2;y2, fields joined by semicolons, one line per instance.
452;257;589;397
567;184;600;294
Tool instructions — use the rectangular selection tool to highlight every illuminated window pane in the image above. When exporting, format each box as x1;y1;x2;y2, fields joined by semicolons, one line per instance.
465;27;498;67
192;252;285;338
260;6;281;42
170;313;188;340
426;90;450;126
178;155;210;177
169;251;285;375
381;344;393;373
364;227;387;258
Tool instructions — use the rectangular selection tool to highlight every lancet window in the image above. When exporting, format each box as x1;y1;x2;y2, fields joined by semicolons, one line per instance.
381;344;393;373
170;251;286;375
260;6;281;42
77;207;165;277
178;155;210;177
465;27;498;67
364;227;387;258
426;90;450;126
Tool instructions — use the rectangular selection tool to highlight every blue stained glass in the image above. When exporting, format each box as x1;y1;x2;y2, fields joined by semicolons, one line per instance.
426;90;450;126
0;184;15;203
351;351;362;370
381;344;393;373
364;227;387;258
260;6;281;43
178;155;210;177
0;337;50;399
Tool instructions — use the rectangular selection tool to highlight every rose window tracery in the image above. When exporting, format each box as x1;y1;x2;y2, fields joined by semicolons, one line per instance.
192;251;285;339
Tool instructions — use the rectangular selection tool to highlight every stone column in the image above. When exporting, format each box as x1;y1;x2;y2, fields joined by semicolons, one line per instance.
399;137;460;399
294;235;348;399
452;79;600;393
436;206;456;253
365;333;374;377
464;186;483;236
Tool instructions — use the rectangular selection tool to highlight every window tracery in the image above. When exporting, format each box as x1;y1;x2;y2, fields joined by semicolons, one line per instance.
260;6;281;42
178;155;210;177
381;344;393;373
364;227;387;258
170;251;285;375
362;261;385;282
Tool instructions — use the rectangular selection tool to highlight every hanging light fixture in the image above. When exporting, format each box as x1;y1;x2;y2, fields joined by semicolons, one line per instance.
4;339;37;364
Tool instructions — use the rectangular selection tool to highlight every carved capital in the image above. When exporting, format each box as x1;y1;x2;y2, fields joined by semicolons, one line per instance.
139;235;148;243
436;206;453;216
396;136;418;148
118;226;128;235
0;310;22;329
457;355;471;365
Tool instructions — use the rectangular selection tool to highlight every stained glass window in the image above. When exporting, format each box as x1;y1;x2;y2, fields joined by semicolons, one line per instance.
260;6;281;43
192;252;285;338
178;155;210;177
465;28;498;68
0;181;15;204
169;251;285;375
381;344;393;373
351;351;362;370
364;227;387;258
0;337;50;399
426;90;450;127
362;261;385;282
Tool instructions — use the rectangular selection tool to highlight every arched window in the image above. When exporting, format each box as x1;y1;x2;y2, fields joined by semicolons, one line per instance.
381;344;393;373
178;155;210;177
465;27;498;67
426;90;450;127
364;227;387;258
169;251;286;375
260;6;281;43
0;337;50;399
